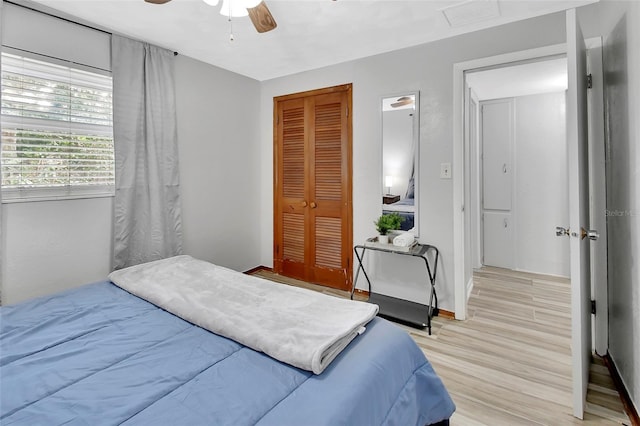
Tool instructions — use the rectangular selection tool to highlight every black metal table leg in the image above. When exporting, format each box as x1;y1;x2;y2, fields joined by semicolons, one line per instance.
352;242;440;335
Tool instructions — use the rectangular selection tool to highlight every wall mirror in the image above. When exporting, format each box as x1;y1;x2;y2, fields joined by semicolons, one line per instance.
381;92;419;236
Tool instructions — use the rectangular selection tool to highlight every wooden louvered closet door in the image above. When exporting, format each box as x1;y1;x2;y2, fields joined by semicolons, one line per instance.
274;84;352;291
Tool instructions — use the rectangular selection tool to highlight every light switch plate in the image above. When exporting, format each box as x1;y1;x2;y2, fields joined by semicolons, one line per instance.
440;162;452;179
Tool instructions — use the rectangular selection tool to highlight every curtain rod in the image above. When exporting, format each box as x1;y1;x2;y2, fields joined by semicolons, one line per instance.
2;45;112;73
3;0;179;56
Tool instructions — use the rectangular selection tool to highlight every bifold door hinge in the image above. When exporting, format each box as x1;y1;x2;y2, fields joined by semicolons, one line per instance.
587;74;593;89
591;300;596;315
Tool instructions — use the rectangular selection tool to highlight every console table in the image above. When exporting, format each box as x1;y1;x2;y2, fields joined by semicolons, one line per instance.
352;240;439;334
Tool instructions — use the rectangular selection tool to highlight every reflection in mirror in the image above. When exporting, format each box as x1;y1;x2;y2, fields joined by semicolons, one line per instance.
382;92;419;236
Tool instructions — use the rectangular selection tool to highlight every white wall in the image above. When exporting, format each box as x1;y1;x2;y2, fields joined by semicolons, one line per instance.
259;12;569;311
514;92;570;277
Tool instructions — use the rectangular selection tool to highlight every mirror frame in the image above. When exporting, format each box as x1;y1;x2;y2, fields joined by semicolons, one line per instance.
380;90;420;237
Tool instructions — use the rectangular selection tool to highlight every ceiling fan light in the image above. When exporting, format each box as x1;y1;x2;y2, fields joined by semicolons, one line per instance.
219;0;248;17
244;0;262;8
202;0;219;6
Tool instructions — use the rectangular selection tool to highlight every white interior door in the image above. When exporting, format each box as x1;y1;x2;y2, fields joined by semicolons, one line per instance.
566;9;591;420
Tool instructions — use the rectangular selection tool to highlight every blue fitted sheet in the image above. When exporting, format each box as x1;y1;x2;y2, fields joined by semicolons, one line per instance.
0;281;455;425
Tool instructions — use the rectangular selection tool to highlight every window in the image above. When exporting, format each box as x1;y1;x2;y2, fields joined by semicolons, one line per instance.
1;51;114;201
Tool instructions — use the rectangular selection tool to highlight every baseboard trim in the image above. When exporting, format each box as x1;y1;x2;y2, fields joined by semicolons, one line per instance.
353;289;369;297
466;277;474;301
244;265;272;275
245;268;455;319
603;352;640;426
438;309;455;319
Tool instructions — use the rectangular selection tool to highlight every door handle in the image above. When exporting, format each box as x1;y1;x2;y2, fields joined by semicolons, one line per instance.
581;227;599;241
556;226;569;237
310;202;317;209
504;218;508;228
503;163;508;174
302;201;308;207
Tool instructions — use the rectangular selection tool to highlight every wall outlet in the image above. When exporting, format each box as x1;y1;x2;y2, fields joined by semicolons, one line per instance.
440;162;452;179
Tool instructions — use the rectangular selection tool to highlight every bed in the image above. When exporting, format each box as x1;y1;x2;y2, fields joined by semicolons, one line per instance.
383;198;415;231
0;256;455;425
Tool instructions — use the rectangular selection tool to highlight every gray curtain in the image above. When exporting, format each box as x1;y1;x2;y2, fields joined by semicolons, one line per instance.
111;35;183;270
0;3;4;304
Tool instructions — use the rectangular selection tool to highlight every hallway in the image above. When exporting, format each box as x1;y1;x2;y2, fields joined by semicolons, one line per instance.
407;267;629;425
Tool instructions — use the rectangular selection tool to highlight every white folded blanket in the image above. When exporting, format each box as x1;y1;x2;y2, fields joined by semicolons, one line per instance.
393;232;415;247
108;255;378;374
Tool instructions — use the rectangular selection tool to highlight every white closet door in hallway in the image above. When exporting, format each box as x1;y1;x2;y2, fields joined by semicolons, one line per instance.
481;99;514;269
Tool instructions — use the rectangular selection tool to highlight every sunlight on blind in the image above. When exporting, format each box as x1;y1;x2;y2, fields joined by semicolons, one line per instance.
1;52;114;200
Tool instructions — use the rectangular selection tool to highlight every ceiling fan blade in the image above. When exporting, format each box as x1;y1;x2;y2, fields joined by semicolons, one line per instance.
247;1;277;33
391;96;414;108
144;0;172;4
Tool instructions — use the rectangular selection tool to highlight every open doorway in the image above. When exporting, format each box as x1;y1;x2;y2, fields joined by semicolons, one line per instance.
452;42;607;337
465;57;570;278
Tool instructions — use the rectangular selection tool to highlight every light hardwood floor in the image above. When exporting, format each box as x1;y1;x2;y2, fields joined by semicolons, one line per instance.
251;267;630;426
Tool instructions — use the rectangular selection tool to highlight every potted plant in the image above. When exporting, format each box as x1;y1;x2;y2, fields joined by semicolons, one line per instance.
374;212;403;243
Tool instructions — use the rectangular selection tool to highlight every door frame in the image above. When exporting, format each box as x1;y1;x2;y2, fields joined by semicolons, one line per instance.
467;86;482;271
453;41;607;322
584;36;608;357
453;43;567;320
273;83;353;291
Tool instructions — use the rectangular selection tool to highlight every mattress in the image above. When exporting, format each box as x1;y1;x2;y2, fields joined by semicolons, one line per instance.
0;280;455;425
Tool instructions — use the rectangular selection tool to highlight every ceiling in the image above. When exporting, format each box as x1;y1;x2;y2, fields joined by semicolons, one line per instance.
28;0;597;81
466;57;568;100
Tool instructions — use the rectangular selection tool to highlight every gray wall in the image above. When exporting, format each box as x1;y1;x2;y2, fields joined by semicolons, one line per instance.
597;0;640;413
175;55;262;272
258;12;569;311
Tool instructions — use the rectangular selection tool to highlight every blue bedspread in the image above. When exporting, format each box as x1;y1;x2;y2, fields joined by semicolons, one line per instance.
0;281;455;425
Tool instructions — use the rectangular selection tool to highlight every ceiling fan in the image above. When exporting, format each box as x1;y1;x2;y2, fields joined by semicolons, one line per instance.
144;0;277;34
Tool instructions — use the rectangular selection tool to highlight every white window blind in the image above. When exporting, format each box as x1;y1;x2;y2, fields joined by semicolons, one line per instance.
1;52;114;201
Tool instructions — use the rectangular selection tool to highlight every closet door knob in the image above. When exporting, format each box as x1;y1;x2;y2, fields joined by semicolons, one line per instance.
302;201;308;207
310;202;317;209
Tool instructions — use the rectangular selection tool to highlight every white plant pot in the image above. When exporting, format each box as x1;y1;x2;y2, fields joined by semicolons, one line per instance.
378;234;389;244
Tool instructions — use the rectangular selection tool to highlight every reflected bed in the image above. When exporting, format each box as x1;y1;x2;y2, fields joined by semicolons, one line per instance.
383;197;415;231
